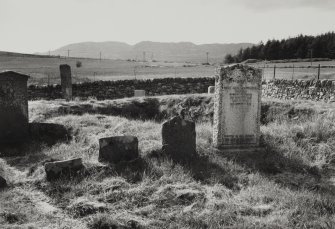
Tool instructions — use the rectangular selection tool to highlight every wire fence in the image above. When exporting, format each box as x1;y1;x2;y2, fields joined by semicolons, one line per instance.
2;61;335;86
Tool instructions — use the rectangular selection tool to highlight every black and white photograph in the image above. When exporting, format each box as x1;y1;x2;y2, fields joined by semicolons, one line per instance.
1;0;335;228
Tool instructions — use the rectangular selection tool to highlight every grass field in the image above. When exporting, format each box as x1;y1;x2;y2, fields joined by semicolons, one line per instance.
1;54;335;85
1;94;335;228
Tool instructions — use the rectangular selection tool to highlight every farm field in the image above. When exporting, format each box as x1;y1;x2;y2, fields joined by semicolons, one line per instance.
0;55;216;85
1;95;335;228
1;54;335;85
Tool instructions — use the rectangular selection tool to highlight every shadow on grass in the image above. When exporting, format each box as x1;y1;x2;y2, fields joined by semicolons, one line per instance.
58;98;166;122
210;143;335;196
0;123;71;170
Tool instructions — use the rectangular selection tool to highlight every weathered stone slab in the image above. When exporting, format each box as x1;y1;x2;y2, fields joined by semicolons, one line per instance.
44;158;84;181
134;90;145;97
60;64;72;101
0;71;30;143
208;86;215;94
162;116;197;163
99;136;139;164
0;175;7;189
213;64;262;149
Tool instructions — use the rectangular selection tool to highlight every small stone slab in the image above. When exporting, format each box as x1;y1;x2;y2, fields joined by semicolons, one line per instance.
99;136;139;164
44;158;84;181
208;86;215;94
162;116;197;163
134;90;145;97
0;175;7;189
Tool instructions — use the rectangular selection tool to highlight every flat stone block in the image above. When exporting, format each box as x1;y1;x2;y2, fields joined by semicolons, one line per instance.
99;136;139;164
44;158;84;181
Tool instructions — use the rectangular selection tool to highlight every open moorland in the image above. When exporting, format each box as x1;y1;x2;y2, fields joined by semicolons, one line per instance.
1;94;335;228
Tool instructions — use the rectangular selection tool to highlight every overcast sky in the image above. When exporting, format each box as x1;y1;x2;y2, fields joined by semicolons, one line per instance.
1;0;334;53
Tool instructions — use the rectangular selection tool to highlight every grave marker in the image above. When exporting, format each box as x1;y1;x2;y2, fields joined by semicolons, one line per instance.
208;86;215;94
60;64;72;101
213;64;262;149
134;90;145;97
0;71;30;143
162;116;197;163
99;136;139;164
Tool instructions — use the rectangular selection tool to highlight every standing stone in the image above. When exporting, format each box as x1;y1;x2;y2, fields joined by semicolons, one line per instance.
134;90;145;97
44;158;85;181
99;136;139;164
60;64;72;101
0;175;7;189
162;116;196;163
213;64;262;149
208;86;215;94
0;71;30;143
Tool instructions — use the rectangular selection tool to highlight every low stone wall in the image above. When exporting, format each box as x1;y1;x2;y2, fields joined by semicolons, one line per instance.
28;77;335;102
262;79;335;101
28;77;215;100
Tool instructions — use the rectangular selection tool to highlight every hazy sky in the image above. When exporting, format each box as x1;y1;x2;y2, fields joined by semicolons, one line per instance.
1;0;334;53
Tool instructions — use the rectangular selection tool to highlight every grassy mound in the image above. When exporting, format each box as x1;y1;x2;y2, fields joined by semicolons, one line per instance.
1;94;335;228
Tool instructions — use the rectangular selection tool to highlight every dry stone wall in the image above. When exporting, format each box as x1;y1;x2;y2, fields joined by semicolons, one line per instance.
262;79;335;101
27;77;335;102
28;77;215;100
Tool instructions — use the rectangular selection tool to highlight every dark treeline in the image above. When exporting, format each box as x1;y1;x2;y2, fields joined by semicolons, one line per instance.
225;32;335;63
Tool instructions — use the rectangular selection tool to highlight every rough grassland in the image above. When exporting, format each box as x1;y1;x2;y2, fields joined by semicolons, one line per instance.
1;94;335;228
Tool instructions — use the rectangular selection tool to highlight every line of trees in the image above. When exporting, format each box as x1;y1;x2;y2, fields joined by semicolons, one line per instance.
225;32;335;63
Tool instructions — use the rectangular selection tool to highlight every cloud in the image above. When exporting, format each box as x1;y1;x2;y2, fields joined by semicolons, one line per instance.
229;0;335;11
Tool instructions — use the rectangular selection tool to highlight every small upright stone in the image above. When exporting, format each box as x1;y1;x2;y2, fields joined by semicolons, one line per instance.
60;64;72;101
44;158;84;181
0;175;7;189
134;90;145;97
99;136;139;164
162;116;196;163
213;64;262;150
208;86;215;94
0;71;30;143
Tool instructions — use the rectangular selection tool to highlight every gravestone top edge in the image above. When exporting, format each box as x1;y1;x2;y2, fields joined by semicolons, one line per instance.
0;71;30;80
216;64;262;84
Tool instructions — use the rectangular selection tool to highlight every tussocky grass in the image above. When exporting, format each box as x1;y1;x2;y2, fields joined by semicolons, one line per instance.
0;95;335;228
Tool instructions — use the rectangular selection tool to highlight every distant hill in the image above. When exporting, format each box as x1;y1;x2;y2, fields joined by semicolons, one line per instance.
43;41;253;63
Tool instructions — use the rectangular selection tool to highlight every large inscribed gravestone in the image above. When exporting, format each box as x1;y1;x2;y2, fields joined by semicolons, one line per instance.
213;64;262;149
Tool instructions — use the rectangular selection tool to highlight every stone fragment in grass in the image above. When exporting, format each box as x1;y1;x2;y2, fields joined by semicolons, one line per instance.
208;86;215;94
0;175;7;189
44;158;85;181
162;116;197;163
67;197;107;218
99;136;139;164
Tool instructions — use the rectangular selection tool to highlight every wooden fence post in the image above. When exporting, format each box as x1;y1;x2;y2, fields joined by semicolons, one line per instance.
273;65;276;80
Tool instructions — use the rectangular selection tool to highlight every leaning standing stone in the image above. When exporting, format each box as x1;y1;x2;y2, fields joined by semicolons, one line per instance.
44;158;85;181
99;136;139;164
60;64;72;101
162;116;197;163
